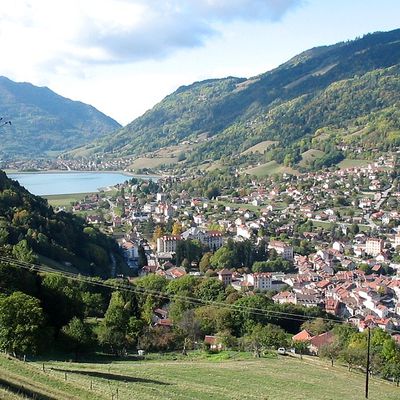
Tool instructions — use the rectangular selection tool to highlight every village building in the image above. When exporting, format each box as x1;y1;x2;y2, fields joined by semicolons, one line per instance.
156;235;181;253
365;238;384;256
268;240;294;260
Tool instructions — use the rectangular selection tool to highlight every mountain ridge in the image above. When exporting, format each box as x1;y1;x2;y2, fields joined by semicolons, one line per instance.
0;76;121;158
71;28;400;170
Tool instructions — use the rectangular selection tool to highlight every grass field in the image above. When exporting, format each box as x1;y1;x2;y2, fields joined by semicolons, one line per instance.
1;353;399;400
299;149;325;167
311;219;371;232
128;157;178;170
44;193;94;207
338;159;371;169
246;161;299;177
216;201;261;213
241;140;278;155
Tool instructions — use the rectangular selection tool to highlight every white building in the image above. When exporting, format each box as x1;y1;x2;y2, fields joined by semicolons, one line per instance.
365;238;384;256
181;227;223;250
245;273;272;291
156;235;181;253
156;192;167;202
218;269;233;286
268;240;294;261
394;234;400;249
236;225;252;239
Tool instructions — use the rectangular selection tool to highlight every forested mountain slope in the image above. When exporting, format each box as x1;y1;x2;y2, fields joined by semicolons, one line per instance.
0;76;121;158
81;28;400;167
0;171;123;276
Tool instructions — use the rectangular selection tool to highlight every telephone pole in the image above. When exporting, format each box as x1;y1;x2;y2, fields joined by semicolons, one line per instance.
365;326;371;399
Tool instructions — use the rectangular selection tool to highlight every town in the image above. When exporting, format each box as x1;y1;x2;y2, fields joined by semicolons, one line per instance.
56;151;400;347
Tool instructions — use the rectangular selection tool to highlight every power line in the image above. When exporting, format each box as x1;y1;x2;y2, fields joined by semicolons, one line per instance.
0;254;346;325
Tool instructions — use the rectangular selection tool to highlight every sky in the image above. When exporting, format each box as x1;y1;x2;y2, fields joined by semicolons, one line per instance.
0;0;399;125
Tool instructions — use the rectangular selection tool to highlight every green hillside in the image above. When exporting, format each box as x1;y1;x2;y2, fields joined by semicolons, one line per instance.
80;28;400;170
0;170;123;276
0;76;121;158
0;354;399;400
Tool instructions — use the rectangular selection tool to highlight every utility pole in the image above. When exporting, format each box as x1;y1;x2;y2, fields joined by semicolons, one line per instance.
365;326;371;399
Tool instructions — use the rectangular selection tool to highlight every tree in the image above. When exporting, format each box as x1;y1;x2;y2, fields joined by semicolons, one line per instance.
195;278;225;302
210;246;235;269
232;295;272;336
0;292;46;356
176;239;203;267
319;340;341;366
195;306;234;335
82;292;105;317
243;324;288;357
177;309;202;353
216;330;237;350
292;340;308;360
40;273;84;331
181;258;190;271
243;325;264;358
60;317;94;360
206;186;221;200
340;346;365;371
12;239;37;263
138;245;147;268
167;275;198;296
199;252;213;273
98;291;142;355
136;274;167;294
172;222;183;235
350;223;360;235
153;225;164;243
382;353;400;386
301;318;334;336
0;227;9;245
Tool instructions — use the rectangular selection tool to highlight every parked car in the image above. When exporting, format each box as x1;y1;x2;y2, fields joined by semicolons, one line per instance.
277;347;286;355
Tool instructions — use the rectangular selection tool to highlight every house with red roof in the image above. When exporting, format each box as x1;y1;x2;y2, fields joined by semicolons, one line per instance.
292;329;313;342
308;331;335;355
204;335;223;351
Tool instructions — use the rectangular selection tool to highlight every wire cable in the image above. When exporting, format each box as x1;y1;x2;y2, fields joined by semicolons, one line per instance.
0;254;347;325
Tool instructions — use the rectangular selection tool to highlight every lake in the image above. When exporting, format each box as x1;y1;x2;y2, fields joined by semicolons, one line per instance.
8;172;138;196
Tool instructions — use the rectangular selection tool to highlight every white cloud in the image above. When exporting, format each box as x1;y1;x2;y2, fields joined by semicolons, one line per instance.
0;0;303;76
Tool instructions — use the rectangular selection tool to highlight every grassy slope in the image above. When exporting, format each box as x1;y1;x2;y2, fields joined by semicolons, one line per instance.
44;193;94;208
1;354;398;400
338;159;371;169
128;157;178;170
246;161;299;177
241;140;278;155
298;149;325;167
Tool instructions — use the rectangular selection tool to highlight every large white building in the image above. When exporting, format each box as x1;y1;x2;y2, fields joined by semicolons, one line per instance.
394;234;400;249
268;240;294;261
156;235;181;253
365;238;384;256
181;227;223;250
236;225;252;239
245;273;273;291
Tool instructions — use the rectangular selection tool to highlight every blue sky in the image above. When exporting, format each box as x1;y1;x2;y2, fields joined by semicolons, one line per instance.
0;0;399;124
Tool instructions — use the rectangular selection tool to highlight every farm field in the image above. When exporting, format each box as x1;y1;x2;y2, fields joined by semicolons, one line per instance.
215;201;261;213
299;149;325;167
241;140;278;155
44;192;94;207
338;159;371;169
246;161;299;177
128;156;178;170
0;353;399;400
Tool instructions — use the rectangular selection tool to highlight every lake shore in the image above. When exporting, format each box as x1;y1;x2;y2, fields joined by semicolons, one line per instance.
7;170;159;196
3;168;161;179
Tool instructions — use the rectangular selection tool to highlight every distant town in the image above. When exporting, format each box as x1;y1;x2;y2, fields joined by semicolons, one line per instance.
34;151;400;342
